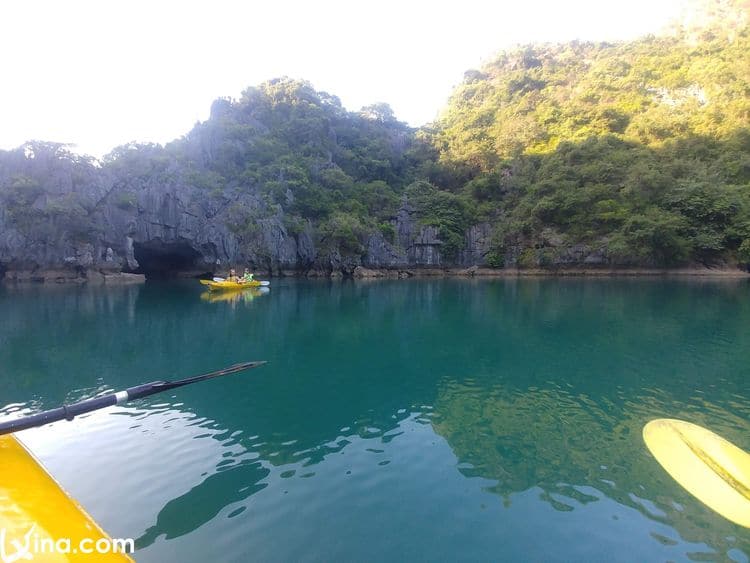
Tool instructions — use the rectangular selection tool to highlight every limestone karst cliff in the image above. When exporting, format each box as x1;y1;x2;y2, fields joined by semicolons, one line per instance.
2;1;749;281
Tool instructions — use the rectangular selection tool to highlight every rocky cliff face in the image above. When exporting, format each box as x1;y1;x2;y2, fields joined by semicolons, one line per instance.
0;162;503;281
1;156;622;281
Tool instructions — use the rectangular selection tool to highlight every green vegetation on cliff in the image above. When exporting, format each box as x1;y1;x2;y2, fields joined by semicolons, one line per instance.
427;17;750;266
115;79;420;259
1;0;749;270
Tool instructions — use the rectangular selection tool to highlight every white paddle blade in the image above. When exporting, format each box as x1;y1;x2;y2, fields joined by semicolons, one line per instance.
259;281;270;286
213;277;225;282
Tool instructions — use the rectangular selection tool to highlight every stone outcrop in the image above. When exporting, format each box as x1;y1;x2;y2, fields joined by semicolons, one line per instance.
459;223;493;266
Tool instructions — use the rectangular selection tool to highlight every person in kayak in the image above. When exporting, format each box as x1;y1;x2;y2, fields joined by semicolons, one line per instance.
242;268;254;282
227;268;239;282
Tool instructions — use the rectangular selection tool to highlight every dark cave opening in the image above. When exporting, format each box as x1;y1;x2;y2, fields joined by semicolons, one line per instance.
132;241;204;279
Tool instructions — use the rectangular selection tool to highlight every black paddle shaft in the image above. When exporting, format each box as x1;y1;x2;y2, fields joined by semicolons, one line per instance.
0;361;265;436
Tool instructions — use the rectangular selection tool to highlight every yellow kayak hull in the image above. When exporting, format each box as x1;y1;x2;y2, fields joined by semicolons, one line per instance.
0;434;132;561
199;279;263;291
643;418;750;528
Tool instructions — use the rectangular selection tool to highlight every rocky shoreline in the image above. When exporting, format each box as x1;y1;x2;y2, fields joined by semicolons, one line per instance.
1;265;747;285
1;269;146;284
350;266;750;278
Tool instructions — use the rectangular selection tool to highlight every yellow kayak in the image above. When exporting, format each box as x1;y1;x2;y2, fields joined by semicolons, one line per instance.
0;434;132;561
643;418;750;527
199;279;267;291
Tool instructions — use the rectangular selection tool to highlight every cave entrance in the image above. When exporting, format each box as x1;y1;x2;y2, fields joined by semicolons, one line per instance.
132;241;203;279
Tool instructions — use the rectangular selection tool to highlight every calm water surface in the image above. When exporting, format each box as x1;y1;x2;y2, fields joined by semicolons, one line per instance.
1;278;749;562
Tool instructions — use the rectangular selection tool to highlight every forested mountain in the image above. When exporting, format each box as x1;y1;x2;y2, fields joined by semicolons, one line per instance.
426;0;750;267
1;0;748;279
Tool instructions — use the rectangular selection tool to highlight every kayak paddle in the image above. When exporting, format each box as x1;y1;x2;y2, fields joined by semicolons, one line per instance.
643;418;750;527
0;361;266;436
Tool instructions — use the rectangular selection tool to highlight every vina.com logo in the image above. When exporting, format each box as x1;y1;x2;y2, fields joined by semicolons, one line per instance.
0;525;134;561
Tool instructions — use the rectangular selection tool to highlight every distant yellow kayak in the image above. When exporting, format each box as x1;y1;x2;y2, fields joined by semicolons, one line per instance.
643;418;750;527
199;279;269;291
0;434;132;561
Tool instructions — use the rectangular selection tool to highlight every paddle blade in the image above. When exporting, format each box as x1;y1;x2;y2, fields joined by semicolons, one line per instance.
643;418;750;528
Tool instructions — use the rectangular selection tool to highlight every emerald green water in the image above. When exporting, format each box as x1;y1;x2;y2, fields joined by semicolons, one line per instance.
1;279;749;561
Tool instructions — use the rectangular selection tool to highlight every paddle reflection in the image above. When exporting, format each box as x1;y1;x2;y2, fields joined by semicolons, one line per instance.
135;460;270;548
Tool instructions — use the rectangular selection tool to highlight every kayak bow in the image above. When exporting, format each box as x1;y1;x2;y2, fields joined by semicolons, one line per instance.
0;434;133;561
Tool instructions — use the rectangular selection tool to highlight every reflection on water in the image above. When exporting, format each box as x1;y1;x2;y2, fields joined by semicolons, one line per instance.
200;287;269;305
433;382;748;556
2;278;750;562
136;459;270;548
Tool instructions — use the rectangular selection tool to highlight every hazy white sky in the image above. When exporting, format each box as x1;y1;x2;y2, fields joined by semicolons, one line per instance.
0;0;687;156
